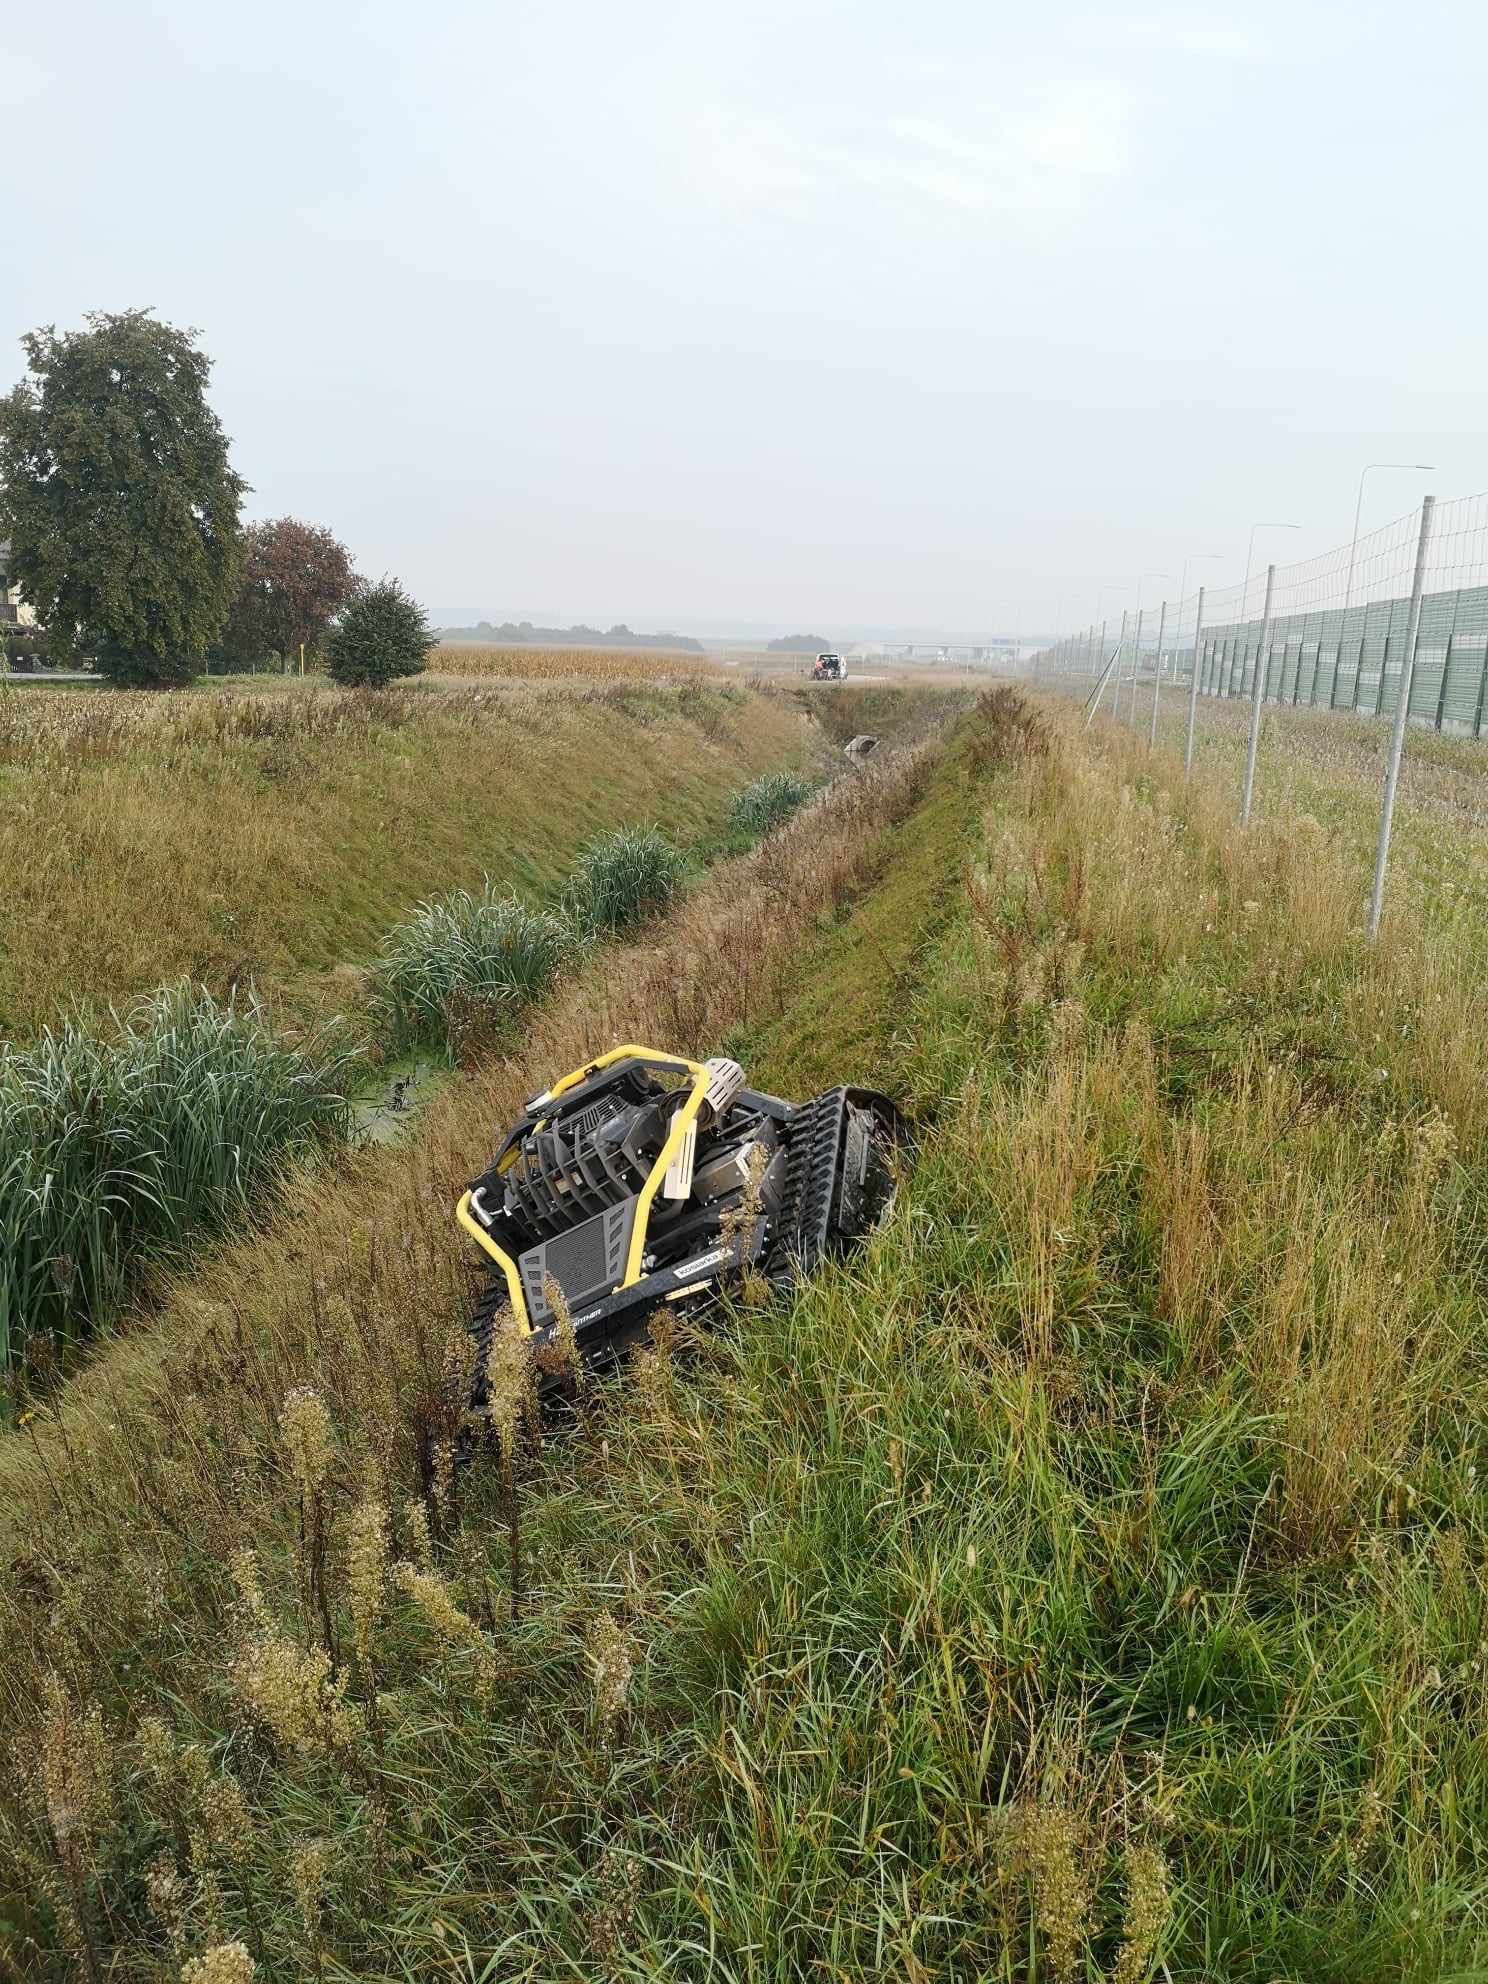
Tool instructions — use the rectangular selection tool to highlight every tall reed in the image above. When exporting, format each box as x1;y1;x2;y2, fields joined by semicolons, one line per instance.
563;826;687;938
727;768;818;839
1;982;353;1367
368;886;576;1051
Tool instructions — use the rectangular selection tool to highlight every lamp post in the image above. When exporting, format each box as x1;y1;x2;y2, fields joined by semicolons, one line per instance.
1344;463;1434;609
1243;523;1301;608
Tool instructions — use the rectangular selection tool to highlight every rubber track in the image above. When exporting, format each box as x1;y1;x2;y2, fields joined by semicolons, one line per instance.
766;1087;847;1285
464;1269;509;1413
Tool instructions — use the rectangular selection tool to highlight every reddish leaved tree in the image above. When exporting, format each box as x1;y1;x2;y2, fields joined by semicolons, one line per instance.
215;517;358;668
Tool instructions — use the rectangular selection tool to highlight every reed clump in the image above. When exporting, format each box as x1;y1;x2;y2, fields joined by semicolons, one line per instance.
1;982;353;1369
726;767;818;839
562;825;688;938
368;885;576;1051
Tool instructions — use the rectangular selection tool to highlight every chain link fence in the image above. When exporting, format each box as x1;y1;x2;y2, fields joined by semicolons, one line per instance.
1032;493;1488;934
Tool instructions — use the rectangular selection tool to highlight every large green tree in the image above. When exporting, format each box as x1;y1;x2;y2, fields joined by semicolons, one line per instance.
0;309;246;686
215;516;359;670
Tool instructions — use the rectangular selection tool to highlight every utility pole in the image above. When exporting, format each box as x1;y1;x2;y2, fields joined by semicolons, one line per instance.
1368;495;1435;939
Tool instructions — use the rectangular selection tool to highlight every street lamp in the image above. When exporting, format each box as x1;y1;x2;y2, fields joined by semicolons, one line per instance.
1179;553;1223;606
1344;463;1434;609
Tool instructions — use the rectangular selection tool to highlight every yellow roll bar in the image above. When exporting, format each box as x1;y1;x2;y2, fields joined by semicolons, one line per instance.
456;1045;711;1333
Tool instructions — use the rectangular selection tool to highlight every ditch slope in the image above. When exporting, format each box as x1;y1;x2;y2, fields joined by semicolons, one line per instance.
12;686;1474;1980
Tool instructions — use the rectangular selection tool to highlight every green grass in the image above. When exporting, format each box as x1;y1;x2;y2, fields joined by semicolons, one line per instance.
726;769;818;841
0;676;811;1040
368;885;577;1052
1;983;353;1369
6;688;1486;1978
563;825;689;938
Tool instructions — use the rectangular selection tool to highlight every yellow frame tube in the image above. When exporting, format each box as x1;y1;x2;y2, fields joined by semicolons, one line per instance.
456;1045;711;1329
456;1191;530;1332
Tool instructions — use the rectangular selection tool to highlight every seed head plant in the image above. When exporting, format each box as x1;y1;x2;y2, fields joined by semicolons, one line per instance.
587;1611;634;1736
180;1942;257;1984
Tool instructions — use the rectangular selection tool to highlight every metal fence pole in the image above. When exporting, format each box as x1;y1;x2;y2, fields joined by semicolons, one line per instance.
1367;495;1435;940
1148;599;1168;747
1184;586;1206;779
1082;611;1127;728
1127;607;1145;726
1240;564;1277;826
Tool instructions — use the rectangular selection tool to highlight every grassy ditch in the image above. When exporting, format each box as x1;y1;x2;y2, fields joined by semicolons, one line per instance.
0;707;964;1981
15;682;1475;1977
2;689;936;1377
0;675;810;1041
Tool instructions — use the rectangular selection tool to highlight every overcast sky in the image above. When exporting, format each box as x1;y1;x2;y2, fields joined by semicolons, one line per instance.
3;1;1483;636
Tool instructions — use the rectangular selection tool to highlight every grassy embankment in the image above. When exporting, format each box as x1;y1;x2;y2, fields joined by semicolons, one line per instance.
0;698;958;1979
426;645;710;684
1;673;950;1380
0;671;862;1377
0;675;814;1043
9;683;1481;1979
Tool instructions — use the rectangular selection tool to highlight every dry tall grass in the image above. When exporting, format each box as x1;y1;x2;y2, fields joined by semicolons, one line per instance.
428;644;711;683
0;716;949;1975
6;684;1485;1977
0;676;806;1039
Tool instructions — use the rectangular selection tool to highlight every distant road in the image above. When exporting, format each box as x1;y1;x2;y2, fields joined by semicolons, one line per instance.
0;668;98;684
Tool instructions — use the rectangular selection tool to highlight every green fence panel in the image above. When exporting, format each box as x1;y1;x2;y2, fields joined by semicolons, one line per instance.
1411;590;1455;724
1444;588;1488;734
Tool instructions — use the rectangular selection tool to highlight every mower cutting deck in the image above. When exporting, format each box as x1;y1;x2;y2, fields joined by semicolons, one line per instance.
457;1045;906;1393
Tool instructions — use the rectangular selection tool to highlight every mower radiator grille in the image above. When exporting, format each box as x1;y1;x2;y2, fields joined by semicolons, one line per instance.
519;1199;636;1326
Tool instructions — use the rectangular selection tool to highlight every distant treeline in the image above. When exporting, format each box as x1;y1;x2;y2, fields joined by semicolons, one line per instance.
437;619;706;653
767;633;832;653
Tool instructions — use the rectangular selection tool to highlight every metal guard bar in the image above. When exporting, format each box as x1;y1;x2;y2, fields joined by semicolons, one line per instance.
455;1045;711;1334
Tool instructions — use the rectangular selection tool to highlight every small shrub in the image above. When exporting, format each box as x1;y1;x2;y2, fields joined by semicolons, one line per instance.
0;983;354;1368
326;579;432;688
729;769;817;840
564;826;686;938
371;885;576;1051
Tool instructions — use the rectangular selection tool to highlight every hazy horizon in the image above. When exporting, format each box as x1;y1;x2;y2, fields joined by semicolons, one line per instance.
4;1;1484;637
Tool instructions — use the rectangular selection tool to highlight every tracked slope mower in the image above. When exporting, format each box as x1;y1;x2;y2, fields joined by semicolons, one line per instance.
457;1045;906;1386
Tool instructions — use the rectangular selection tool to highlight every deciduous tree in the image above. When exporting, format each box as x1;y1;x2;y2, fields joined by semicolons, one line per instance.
215;517;358;670
0;309;246;687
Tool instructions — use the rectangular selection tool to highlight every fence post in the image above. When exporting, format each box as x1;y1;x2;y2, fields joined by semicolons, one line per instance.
1240;564;1277;826
1086;611;1128;726
1367;495;1435;941
1149;600;1168;747
1128;607;1145;726
1184;586;1206;778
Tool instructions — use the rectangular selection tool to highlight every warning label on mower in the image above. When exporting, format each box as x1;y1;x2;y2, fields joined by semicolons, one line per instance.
674;1247;732;1280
